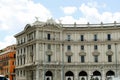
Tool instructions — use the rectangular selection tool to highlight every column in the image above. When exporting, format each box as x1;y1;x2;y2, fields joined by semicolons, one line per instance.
25;47;27;64
36;30;39;39
36;66;39;80
102;70;105;80
88;70;92;80
75;70;78;80
55;44;57;62
36;43;39;61
55;70;57;80
43;43;45;80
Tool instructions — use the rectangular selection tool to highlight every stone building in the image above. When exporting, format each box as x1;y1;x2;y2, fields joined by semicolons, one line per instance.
14;19;120;80
0;44;16;80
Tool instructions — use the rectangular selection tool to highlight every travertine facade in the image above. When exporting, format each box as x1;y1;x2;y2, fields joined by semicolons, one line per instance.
15;19;120;80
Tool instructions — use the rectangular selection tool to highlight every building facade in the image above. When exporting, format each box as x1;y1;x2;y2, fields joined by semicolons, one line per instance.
15;19;120;80
0;44;16;80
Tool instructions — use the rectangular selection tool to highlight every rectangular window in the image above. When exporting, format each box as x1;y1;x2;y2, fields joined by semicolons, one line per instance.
94;34;97;41
107;34;111;40
47;44;51;50
81;56;85;63
94;55;98;62
68;56;71;63
18;59;19;65
67;35;71;41
47;33;51;40
48;55;51;62
67;45;71;50
81;35;84;41
108;45;111;49
94;45;98;50
81;45;84;50
24;48;25;53
108;55;112;62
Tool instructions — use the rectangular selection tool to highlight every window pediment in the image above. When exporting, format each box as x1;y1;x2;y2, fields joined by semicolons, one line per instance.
92;50;100;56
79;51;86;56
46;50;53;55
106;50;113;55
65;51;73;56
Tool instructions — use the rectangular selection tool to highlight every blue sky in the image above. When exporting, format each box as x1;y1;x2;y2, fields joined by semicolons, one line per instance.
0;0;120;49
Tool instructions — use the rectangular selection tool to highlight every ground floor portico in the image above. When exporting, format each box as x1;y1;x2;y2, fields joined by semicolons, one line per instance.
15;63;120;80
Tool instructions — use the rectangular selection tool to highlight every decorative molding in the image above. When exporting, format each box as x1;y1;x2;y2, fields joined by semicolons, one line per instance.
79;51;86;56
65;51;73;56
46;50;53;55
106;50;113;55
92;50;100;56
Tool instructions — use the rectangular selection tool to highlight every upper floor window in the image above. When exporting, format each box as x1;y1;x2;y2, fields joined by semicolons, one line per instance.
94;34;97;41
94;55;98;62
67;56;71;63
108;55;112;62
81;45;84;50
94;45;98;50
47;33;51;40
81;35;84;41
48;55;51;62
14;54;16;58
24;48;26;53
108;45;111;49
47;44;51;50
24;37;26;43
67;45;71;51
107;34;111;40
67;35;71;41
81;56;85;63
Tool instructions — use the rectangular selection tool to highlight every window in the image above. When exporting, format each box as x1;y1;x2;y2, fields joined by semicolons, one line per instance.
81;56;85;63
68;78;71;80
18;59;19;65
47;44;51;50
94;45;98;50
14;54;16;58
67;45;71;50
94;55;98;62
21;49;22;54
107;34;111;40
48;55;51;62
47;33;51;40
23;70;25;76
94;34;97;41
24;48;25;53
81;45;84;50
108;45;111;49
81;35;84;41
24;37;25;43
21;58;22;65
67;35;71;41
108;55;112;62
24;57;25;64
68;56;71;63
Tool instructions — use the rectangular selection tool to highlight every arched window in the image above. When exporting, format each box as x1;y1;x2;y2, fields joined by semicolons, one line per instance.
68;77;71;80
81;77;85;80
95;77;99;80
47;77;50;80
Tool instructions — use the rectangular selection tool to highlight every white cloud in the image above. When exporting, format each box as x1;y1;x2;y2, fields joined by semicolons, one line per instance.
60;3;120;24
79;3;120;23
0;0;52;31
59;16;87;24
0;0;52;49
0;35;16;49
61;6;77;15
